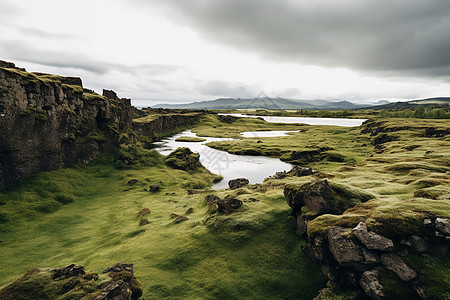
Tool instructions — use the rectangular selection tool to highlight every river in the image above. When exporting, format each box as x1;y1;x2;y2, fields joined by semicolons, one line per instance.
153;115;366;189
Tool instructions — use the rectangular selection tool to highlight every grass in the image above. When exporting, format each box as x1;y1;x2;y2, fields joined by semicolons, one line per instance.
175;136;207;142
0;113;449;298
0;151;326;299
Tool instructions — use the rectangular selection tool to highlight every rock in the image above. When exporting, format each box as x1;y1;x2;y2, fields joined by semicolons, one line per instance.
409;235;432;253
217;196;243;214
184;207;194;215
352;222;394;251
165;147;203;171
380;253;417;281
361;247;379;265
296;214;309;236
0;64;134;191
359;270;386;300
435;218;450;235
228;178;249;189
139;218;149;226
137;207;150;218
434;244;448;256
327;227;364;266
289;166;317;177
52;264;85;279
173;216;188;223
0;262;143;299
205;194;220;214
149;184;160;192
187;189;201;195
127;179;138;185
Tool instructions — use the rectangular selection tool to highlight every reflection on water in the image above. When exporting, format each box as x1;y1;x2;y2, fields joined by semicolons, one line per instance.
153;130;294;189
220;113;367;127
240;130;298;137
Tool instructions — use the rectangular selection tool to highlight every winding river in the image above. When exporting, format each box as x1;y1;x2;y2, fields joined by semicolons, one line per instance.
153;115;366;189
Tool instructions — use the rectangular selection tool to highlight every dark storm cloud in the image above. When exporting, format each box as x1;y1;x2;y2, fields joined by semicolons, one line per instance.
148;0;450;76
0;40;180;76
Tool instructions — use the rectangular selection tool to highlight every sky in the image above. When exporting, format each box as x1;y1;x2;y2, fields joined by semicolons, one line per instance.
1;0;449;107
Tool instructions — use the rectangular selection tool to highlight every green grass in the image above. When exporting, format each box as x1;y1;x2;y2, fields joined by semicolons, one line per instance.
175;136;206;142
0;152;326;299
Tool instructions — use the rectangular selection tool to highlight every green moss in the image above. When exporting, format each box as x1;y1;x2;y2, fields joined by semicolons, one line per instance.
82;93;106;101
62;84;83;93
89;131;107;143
175;136;206;142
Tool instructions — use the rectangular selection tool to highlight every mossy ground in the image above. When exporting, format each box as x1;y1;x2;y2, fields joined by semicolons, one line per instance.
1;114;449;298
0;151;325;299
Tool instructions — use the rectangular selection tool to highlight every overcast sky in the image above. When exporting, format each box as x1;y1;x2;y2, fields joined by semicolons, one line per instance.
1;0;449;106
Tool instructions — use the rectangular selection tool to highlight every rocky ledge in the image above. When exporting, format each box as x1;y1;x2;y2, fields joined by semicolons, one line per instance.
285;179;450;299
0;262;143;300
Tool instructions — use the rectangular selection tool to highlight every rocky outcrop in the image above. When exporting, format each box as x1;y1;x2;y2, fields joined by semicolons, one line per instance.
0;61;132;190
272;166;317;179
165;147;203;171
0;262;143;299
228;178;249;189
285;179;373;235
306;218;450;299
205;194;243;215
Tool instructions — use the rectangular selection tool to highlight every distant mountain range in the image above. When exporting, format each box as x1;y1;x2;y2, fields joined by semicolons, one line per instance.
368;97;450;110
153;96;449;110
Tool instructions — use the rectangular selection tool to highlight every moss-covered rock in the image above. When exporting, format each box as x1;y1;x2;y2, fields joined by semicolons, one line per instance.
165;147;203;171
0;262;143;299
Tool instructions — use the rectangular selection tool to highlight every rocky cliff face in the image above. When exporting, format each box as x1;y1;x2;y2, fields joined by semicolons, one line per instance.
0;61;132;190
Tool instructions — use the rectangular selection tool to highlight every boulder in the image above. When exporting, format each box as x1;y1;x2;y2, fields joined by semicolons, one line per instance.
0;262;143;300
435;218;450;235
327;227;364;266
359;270;386;300
139;219;149;226
352;222;394;251
127;179;138;185
217;196;243;214
149;184;160;192
380;254;417;281
137;208;150;218
173;216;188;223
165;147;203;171
228;178;249;189
409;235;432;253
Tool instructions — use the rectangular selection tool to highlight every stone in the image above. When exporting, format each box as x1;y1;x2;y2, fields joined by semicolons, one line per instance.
435;218;450;235
165;147;203;171
149;184;160;192
327;227;364;266
52;264;85;279
137;207;150;218
296;214;308;236
361;247;379;265
380;253;417;281
228;178;249;189
409;235;432;253
352;222;394;251
0;262;143;299
139;218;149;226
184;207;194;215
173;216;188;223
127;179;138;185
359;270;386;300
217;196;243;214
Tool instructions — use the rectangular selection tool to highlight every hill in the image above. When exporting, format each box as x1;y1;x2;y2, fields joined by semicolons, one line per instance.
153;97;366;110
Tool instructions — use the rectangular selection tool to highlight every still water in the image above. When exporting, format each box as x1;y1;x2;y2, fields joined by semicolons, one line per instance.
220;113;367;127
153;115;365;189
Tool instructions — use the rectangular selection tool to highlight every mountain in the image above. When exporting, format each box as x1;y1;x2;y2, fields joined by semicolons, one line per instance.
369;97;450;110
153;97;366;110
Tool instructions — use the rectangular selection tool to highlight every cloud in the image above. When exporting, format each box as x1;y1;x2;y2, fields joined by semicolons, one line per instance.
0;39;180;76
17;27;83;40
145;0;450;76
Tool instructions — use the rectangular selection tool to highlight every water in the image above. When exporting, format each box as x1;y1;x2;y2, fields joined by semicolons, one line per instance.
220;113;367;127
153;130;294;189
240;130;299;137
153;115;365;189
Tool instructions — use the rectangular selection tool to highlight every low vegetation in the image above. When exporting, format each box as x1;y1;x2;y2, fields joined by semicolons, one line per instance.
1;112;449;298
